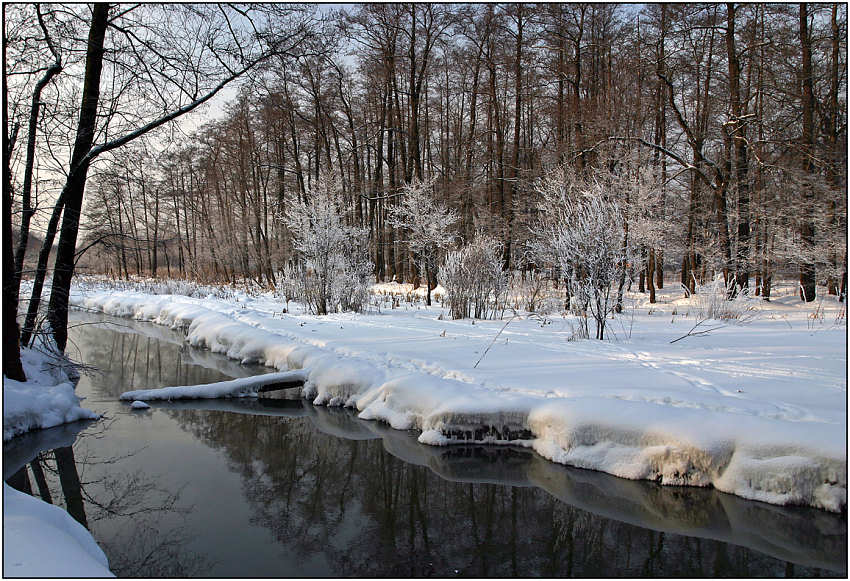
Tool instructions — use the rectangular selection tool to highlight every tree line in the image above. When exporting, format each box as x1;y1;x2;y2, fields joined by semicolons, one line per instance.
4;4;847;372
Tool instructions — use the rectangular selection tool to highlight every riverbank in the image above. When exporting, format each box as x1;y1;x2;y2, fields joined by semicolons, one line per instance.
66;277;846;512
3;346;110;576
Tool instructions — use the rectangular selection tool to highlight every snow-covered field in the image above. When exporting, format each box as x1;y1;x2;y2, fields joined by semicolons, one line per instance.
67;277;846;512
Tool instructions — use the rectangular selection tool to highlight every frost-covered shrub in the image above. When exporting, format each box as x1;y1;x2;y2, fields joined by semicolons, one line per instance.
507;270;553;313
386;177;458;305
530;165;629;340
282;175;373;315
694;274;759;322
439;234;508;320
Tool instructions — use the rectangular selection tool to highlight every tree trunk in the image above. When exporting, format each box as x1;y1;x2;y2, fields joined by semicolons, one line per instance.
2;4;26;380
12;11;62;307
648;248;656;303
798;3;816;302
55;446;88;528
47;3;109;352
727;3;750;292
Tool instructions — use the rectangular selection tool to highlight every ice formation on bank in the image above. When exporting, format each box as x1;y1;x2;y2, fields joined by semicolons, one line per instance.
72;287;847;512
3;348;100;441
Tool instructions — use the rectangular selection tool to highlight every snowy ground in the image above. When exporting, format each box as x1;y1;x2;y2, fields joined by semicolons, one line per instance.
3;347;99;442
66;277;846;512
4;483;113;577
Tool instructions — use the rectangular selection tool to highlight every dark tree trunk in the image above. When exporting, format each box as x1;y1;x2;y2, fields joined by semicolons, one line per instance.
2;4;26;380
12;12;62;307
30;457;52;503
55;446;88;528
7;467;32;495
798;3;816;302
20;193;65;347
648;248;656;304
727;3;750;292
47;4;109;352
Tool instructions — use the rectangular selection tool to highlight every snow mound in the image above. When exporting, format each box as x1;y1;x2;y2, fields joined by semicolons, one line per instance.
130;400;151;409
4;484;113;577
3;348;100;441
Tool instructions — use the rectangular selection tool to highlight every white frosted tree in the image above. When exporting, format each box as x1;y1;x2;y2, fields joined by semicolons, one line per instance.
530;166;629;340
283;174;372;315
439;233;508;320
386;177;458;305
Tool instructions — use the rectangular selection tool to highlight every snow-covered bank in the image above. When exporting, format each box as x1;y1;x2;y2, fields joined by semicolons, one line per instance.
4;483;113;577
3;347;100;442
70;282;847;512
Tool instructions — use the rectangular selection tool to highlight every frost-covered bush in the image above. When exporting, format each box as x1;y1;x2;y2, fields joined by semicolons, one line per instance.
439;234;508;320
694;274;759;322
530;165;629;340
507;270;554;313
386;177;458;306
73;275;242;300
282;175;373;315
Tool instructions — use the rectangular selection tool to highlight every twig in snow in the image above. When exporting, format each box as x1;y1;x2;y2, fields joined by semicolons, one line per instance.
669;318;725;344
473;314;517;369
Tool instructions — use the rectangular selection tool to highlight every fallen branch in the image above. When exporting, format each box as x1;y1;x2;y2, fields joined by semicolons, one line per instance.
120;369;308;401
669;319;725;344
474;315;517;369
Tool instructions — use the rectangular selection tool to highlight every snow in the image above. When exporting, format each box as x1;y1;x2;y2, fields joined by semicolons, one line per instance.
130;400;151;409
69;279;847;512
3;346;110;576
4;483;113;577
3;347;100;441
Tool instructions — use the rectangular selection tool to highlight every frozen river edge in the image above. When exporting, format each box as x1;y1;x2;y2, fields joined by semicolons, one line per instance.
70;287;846;513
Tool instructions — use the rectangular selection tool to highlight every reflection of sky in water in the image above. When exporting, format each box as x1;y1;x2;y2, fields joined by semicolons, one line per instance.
4;311;845;577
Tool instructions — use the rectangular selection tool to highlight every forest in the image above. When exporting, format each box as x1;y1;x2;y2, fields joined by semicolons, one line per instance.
3;3;848;368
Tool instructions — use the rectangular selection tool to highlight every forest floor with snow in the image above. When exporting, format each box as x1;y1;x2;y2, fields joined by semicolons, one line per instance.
60;275;848;513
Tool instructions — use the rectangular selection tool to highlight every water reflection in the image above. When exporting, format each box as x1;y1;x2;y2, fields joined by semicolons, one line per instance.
167;403;846;577
3;312;846;577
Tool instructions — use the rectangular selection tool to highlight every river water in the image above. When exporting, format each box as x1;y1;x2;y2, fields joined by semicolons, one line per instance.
4;311;846;577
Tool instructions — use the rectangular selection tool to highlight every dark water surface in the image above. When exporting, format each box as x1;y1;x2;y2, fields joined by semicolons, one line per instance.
4;311;846;577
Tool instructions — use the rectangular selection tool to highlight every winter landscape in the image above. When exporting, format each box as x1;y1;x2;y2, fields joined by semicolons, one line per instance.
3;3;847;578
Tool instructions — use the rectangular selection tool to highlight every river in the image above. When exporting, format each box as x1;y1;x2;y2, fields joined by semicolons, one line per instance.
4;310;846;577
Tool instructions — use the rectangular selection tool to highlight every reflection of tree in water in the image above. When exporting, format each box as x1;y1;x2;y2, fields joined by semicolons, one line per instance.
171;408;840;577
6;428;209;577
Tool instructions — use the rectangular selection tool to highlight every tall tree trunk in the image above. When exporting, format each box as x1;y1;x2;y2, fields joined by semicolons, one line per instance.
12;6;62;307
504;5;524;271
55;446;88;528
2;4;26;380
727;3;750;292
798;3;816;302
47;3;110;352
